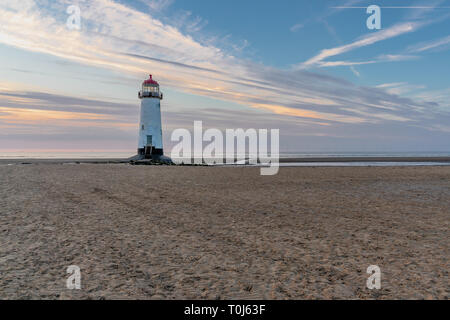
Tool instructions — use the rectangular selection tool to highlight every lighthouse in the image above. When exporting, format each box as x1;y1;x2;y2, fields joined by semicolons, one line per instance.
135;75;171;163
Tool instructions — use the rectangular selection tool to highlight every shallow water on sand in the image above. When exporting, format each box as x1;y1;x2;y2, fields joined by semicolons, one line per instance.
278;162;450;167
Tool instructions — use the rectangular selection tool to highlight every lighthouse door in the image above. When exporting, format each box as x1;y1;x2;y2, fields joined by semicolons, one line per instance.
146;135;153;147
144;135;153;159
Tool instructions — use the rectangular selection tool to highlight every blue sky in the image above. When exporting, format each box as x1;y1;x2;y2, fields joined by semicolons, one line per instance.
1;0;450;153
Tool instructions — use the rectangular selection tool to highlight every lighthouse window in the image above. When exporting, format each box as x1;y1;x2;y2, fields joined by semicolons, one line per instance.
142;125;144;130
142;86;159;93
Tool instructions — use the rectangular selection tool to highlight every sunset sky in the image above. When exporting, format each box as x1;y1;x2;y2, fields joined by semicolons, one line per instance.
1;0;450;154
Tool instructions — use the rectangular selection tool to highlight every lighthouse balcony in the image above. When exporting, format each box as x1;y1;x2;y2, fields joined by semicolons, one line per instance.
138;91;163;99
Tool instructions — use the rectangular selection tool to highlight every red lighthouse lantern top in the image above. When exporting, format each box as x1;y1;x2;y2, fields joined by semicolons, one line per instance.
143;74;159;86
139;74;163;100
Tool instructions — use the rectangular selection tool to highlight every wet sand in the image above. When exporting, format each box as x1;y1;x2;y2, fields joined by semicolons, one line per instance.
1;156;450;165
0;164;449;299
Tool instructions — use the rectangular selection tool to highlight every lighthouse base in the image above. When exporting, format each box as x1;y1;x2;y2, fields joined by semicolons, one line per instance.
129;148;173;164
138;147;164;158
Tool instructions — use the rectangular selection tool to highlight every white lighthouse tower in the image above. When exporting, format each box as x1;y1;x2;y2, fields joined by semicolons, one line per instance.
136;74;170;162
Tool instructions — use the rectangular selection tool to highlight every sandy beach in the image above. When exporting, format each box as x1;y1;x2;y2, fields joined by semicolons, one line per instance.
0;163;449;299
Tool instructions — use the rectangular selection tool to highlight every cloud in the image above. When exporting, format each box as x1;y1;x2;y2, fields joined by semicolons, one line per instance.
318;60;377;67
318;54;419;67
376;82;426;95
298;22;419;68
290;23;304;32
349;66;360;77
377;54;419;61
409;35;450;52
121;52;223;74
139;0;173;12
2;85;450;153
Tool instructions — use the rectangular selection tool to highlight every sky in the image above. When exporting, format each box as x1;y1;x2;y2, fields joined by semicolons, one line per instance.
0;0;450;154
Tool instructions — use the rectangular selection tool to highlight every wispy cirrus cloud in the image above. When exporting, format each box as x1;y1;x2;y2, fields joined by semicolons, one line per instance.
290;23;304;33
376;82;427;95
317;54;419;68
408;35;450;52
297;22;420;69
139;0;173;12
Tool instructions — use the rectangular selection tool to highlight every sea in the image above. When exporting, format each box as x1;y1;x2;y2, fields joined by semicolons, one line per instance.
276;151;450;166
1;151;450;166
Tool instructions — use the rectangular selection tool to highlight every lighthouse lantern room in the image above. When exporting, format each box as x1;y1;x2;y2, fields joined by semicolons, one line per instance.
137;75;164;159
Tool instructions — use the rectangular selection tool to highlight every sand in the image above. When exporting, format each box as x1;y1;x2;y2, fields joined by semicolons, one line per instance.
0;164;448;299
